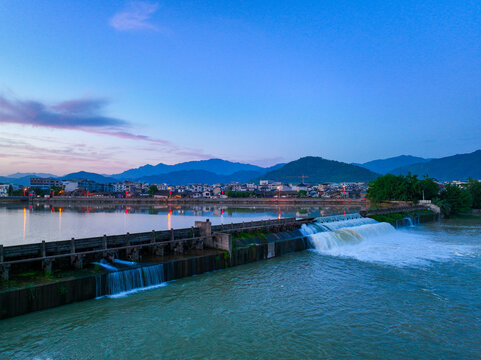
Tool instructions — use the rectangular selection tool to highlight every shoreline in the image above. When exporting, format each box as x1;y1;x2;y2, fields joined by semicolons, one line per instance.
29;196;369;207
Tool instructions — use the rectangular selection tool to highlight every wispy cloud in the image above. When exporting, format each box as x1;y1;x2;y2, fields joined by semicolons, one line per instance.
0;94;213;161
0;96;126;128
109;2;160;32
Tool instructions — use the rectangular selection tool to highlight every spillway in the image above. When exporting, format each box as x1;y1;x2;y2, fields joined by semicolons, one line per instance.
97;264;166;298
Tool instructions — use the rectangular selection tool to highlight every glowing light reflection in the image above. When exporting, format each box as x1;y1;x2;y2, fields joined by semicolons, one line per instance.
23;207;27;242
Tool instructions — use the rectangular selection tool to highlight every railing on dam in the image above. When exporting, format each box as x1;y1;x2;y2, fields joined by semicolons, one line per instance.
0;217;314;273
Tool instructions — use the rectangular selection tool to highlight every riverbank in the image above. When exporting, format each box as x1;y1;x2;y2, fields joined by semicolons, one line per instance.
33;196;368;206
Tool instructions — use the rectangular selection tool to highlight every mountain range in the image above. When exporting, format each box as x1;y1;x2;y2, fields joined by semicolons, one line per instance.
353;155;431;174
1;149;479;185
113;159;278;180
389;150;481;181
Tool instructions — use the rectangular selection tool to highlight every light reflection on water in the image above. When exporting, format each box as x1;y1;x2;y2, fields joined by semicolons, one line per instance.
1;203;362;246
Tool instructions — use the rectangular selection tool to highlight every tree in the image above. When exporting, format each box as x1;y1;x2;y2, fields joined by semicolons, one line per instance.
417;177;440;200
148;185;159;197
466;178;481;209
297;190;307;197
367;173;439;203
436;184;472;216
226;191;250;198
7;184;13;196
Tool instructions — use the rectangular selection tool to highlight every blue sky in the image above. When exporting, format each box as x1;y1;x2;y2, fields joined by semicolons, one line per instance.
0;0;480;175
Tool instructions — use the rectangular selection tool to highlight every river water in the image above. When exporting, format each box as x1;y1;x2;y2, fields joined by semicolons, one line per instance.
0;215;480;359
0;203;361;246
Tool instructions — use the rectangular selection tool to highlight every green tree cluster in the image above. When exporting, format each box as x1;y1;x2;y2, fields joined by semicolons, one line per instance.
226;191;251;198
297;190;308;197
466;178;481;209
148;185;159;197
367;173;439;203
435;184;472;216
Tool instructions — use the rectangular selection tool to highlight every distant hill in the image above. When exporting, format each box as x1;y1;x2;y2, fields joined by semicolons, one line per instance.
0;175;35;186
139;169;268;185
257;156;379;184
0;160;286;186
140;170;223;185
61;172;118;184
114;159;266;180
390;150;481;181
6;172;58;179
354;155;430;174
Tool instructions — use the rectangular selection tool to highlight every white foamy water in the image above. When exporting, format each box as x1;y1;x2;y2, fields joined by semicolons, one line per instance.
301;219;476;267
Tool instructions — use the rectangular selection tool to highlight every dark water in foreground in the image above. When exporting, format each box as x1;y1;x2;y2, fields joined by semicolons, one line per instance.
0;218;480;359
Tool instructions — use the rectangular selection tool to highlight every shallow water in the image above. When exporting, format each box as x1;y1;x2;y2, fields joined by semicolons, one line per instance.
1;217;480;359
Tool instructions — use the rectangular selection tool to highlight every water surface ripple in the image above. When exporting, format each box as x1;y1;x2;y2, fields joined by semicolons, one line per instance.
0;218;480;359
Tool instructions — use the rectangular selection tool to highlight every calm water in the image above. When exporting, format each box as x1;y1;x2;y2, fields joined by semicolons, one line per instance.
0;203;361;246
0;217;480;359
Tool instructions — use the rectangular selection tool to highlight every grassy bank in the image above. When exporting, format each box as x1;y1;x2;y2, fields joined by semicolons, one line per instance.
368;209;435;225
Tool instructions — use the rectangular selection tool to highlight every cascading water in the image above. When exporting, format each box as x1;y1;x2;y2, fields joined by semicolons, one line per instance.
102;264;166;298
403;217;414;227
302;220;396;251
301;215;473;266
321;217;379;231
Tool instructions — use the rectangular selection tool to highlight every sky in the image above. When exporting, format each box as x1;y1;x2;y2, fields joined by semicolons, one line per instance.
0;0;480;175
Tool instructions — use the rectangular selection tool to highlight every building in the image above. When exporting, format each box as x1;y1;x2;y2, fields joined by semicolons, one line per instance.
0;184;10;197
30;177;62;190
63;181;79;192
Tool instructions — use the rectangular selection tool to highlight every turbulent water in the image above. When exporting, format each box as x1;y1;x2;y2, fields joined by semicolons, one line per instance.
1;217;480;359
301;217;476;267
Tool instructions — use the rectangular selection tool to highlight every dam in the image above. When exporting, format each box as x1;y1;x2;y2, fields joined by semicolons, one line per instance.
0;211;439;319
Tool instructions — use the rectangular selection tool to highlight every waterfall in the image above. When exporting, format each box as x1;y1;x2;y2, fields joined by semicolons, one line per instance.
321;217;378;231
102;264;166;298
142;264;165;286
403;217;414;227
302;221;396;251
95;275;102;298
300;214;470;267
300;216;397;252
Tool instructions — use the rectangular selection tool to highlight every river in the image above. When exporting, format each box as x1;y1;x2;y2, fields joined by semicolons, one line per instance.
0;203;361;246
0;214;480;359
